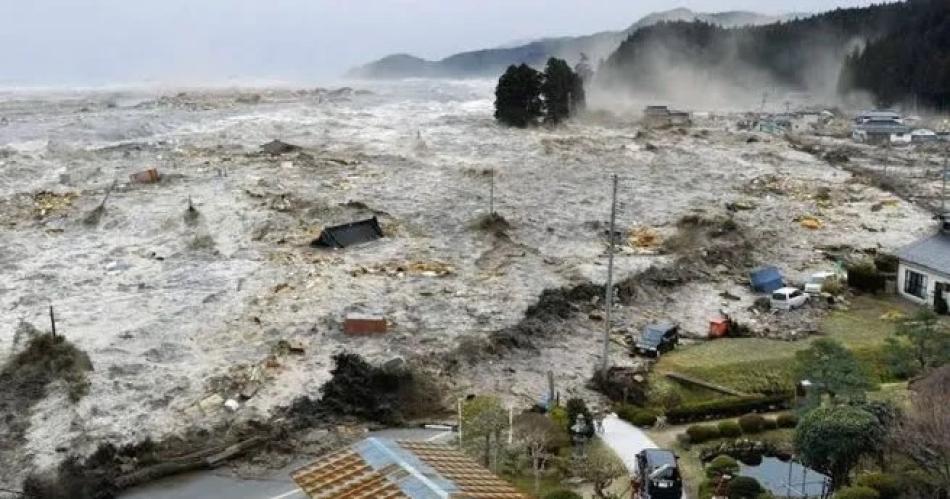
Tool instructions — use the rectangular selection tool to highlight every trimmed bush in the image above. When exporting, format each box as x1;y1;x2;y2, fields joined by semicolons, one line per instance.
665;394;792;424
616;405;658;427
543;491;583;499
738;414;766;434
855;473;902;498
833;485;880;499
776;413;799;428
847;260;885;294
686;424;721;443
718;420;742;438
706;455;740;478
762;417;779;430
726;476;763;499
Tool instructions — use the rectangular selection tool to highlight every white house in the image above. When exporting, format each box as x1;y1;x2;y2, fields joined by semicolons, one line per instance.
897;224;950;313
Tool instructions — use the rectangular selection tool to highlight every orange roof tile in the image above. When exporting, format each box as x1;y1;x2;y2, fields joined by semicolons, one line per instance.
291;438;529;499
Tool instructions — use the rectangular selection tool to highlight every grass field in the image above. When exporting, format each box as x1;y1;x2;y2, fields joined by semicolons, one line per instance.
650;295;919;404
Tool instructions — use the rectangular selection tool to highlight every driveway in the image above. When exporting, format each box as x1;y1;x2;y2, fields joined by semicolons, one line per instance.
599;413;688;499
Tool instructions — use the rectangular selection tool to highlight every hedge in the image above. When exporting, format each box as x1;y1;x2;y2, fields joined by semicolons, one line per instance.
706;455;739;478
543;491;583;499
665;394;792;424
727;476;763;498
616;405;658;427
717;421;742;438
855;473;902;498
686;424;721;443
776;413;799;428
847;261;886;294
738;414;766;434
762;417;779;430
833;486;880;499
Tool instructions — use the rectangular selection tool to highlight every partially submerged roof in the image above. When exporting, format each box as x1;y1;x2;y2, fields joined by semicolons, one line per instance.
750;266;784;293
898;232;950;275
291;437;527;499
260;139;301;155
312;217;384;249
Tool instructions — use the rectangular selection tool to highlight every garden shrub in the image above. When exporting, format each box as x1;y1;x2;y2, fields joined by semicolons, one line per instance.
776;413;799;428
726;476;763;499
665;394;792;424
833;485;880;499
855;472;901;498
762;417;779;430
543;491;582;499
846;259;885;294
686;424;721;443
738;414;766;434
718;420;742;438
706;455;740;478
616;405;657;427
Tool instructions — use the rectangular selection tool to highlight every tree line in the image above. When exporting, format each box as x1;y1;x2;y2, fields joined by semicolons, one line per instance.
494;57;586;127
599;0;950;109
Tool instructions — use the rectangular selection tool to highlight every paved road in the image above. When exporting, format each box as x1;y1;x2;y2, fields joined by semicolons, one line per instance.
121;428;453;499
600;413;688;499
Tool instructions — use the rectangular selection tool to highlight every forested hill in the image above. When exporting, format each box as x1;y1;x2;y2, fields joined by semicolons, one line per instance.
841;0;950;109
599;1;949;108
347;9;802;79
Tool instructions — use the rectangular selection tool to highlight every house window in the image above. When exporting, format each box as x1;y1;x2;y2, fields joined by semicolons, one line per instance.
904;270;927;298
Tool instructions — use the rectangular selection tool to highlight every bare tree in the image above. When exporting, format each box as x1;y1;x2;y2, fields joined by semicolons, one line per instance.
513;412;563;495
577;440;626;498
894;366;950;496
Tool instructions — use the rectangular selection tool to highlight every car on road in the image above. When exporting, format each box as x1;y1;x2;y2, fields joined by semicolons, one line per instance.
771;287;808;310
633;323;679;357
635;448;682;499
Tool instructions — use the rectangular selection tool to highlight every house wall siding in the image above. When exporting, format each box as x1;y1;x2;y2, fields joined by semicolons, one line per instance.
897;261;950;307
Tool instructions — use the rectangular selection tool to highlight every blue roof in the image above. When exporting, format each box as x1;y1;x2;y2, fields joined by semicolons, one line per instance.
354;438;458;498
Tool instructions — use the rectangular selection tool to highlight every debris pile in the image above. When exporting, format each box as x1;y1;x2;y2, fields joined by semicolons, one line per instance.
351;261;455;278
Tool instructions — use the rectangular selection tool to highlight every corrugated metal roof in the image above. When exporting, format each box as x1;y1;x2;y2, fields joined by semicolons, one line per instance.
898;232;950;275
291;438;528;499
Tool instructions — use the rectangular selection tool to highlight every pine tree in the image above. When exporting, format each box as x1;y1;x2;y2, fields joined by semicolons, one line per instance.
494;64;543;127
541;58;576;124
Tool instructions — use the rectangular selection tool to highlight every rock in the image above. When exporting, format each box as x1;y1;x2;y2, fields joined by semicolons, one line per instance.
198;394;225;414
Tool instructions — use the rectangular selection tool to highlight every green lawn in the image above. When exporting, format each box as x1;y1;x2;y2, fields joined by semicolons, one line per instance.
650;295;919;404
505;473;570;497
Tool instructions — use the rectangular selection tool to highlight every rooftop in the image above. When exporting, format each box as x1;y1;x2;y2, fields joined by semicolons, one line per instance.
898;231;950;275
291;438;527;499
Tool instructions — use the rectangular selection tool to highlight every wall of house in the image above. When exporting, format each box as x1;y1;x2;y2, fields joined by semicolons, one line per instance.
897;261;950;307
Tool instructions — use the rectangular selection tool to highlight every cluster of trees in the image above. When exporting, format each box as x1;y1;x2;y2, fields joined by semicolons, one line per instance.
789;332;950;497
599;1;949;108
841;0;950;108
460;395;620;498
494;57;586;127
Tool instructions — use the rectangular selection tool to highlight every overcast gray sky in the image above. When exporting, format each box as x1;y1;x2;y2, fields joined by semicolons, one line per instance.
0;0;885;87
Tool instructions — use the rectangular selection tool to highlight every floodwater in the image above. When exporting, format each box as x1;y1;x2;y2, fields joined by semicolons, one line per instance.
740;457;830;498
0;79;935;487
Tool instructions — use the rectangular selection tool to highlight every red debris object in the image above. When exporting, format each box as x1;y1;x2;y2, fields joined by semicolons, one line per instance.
129;168;161;184
709;317;729;338
343;314;387;336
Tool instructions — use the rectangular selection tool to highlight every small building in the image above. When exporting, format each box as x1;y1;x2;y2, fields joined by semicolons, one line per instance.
643;105;691;128
855;110;903;125
291;437;528;498
312;217;384;249
852;119;911;145
897;218;950;313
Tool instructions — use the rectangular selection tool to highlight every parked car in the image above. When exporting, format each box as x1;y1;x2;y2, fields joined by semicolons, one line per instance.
635;449;682;499
804;271;836;295
633;323;679;357
771;287;808;310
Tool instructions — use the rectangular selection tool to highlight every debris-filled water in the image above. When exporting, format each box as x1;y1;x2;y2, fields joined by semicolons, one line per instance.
0;80;936;485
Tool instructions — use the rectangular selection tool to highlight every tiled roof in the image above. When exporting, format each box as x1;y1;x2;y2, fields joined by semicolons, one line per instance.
899;232;950;275
291;438;528;499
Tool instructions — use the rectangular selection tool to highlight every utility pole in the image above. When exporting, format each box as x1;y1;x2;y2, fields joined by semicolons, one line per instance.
883;143;890;177
457;398;463;450
49;305;57;338
601;174;618;373
489;168;495;215
942;150;948;214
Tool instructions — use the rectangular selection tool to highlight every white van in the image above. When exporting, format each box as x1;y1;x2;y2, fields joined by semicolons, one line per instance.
771;287;808;310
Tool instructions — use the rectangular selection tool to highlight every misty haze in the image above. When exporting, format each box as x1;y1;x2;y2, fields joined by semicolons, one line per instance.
1;2;949;499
